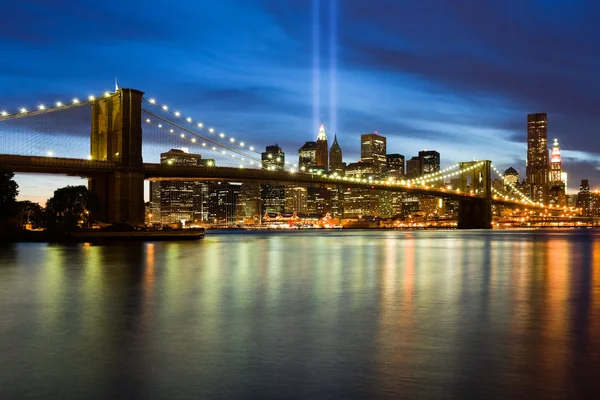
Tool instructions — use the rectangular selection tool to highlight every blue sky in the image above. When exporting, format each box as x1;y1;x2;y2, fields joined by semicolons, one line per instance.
1;0;599;204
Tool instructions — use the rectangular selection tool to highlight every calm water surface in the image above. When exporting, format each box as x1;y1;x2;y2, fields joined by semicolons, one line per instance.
1;230;600;399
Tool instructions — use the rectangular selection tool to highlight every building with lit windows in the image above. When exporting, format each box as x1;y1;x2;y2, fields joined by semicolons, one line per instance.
261;144;285;214
207;182;241;224
298;141;317;171
504;167;520;186
419;150;440;175
285;187;308;213
152;148;209;224
360;133;386;175
235;183;261;222
526;113;549;203
549;138;566;206
406;157;421;178
385;154;405;179
262;144;285;171
316;124;329;171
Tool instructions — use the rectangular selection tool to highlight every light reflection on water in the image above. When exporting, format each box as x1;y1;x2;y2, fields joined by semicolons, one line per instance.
1;230;600;399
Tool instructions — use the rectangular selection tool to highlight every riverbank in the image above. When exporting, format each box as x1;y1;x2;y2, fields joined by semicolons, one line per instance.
0;228;205;243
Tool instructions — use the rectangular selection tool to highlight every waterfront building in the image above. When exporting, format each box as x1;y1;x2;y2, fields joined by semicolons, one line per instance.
207;182;241;224
261;144;285;214
341;187;379;218
155;148;207;224
285;187;308;213
235;183;261;222
526;113;549;204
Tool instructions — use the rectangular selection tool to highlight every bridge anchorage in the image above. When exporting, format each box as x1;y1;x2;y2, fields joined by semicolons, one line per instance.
0;87;546;229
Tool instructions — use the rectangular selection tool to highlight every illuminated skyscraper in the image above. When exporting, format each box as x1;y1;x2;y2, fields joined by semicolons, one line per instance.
298;141;317;171
261;144;285;213
329;134;343;174
418;150;440;175
526;113;549;203
549;138;566;206
262;144;285;171
385;154;405;179
316;124;329;171
361;132;386;175
504;167;519;186
550;138;562;184
406;157;421;178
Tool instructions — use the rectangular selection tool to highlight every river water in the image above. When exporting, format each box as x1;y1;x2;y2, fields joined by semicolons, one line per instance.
1;230;600;399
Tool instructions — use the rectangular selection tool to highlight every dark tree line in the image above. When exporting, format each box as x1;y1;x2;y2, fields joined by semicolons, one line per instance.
0;165;99;232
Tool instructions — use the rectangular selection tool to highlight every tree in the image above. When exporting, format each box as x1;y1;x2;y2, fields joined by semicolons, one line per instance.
0;165;19;222
15;200;44;228
45;185;99;231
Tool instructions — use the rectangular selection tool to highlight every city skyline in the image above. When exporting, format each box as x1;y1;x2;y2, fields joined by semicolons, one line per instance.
1;0;599;203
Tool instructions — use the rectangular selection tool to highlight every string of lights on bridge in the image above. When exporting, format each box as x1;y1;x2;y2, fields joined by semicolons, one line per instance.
490;164;536;205
142;97;262;158
142;117;300;171
0;91;120;120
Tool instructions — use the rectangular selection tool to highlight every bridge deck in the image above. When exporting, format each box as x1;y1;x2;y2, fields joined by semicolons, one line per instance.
0;154;540;208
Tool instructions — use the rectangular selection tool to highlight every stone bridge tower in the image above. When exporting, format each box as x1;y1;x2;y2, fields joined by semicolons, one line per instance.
88;89;145;225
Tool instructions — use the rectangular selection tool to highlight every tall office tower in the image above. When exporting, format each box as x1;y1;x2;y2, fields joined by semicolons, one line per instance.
418;150;440;175
550;138;562;184
262;144;285;171
504;167;520;186
526;113;549;203
261;144;285;214
361;132;387;174
235;183;261;221
298;141;317;171
385;154;405;179
548;138;566;207
207;182;241;225
329;134;344;174
157;148;205;224
406;157;421;178
316;124;329;171
285;187;308;213
577;179;592;216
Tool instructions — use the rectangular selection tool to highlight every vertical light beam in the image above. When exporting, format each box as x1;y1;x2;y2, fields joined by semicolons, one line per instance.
329;0;337;136
312;0;321;136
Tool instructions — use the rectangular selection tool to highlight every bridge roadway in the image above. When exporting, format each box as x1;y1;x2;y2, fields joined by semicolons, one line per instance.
0;154;534;208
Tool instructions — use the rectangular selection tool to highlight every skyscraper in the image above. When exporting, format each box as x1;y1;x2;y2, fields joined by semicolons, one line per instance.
418;150;440;175
526;113;549;203
329;134;344;174
361;132;386;175
261;144;285;213
550;138;562;184
155;148;206;224
386;154;405;179
262;144;285;171
316;124;328;171
504;167;520;186
298;141;317;171
549;138;566;206
406;157;421;178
